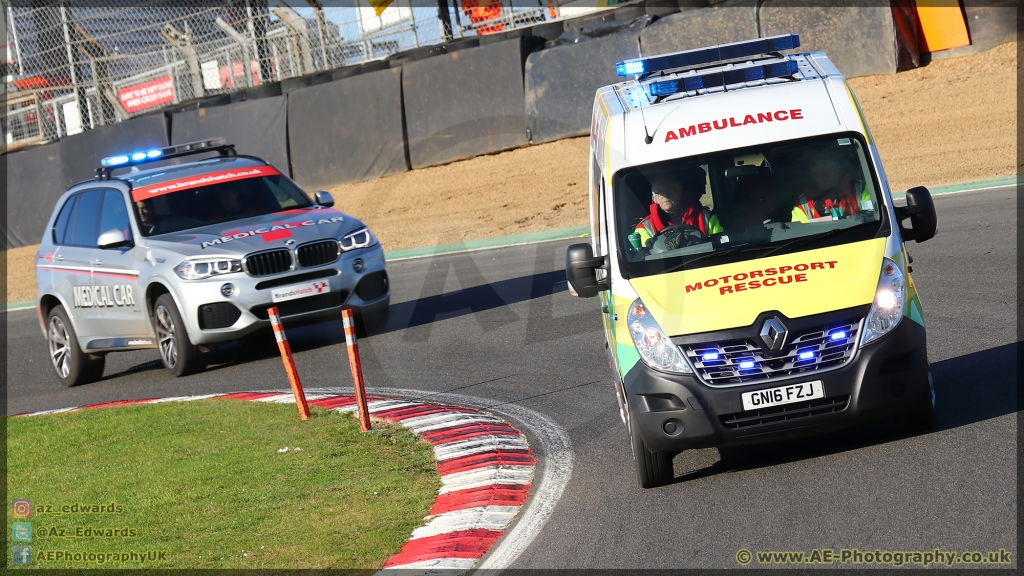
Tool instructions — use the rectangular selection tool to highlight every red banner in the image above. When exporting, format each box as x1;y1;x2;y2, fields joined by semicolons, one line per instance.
131;166;281;202
117;76;176;114
462;0;505;35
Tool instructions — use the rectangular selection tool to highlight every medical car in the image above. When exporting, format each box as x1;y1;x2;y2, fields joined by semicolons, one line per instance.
36;139;389;387
566;35;938;488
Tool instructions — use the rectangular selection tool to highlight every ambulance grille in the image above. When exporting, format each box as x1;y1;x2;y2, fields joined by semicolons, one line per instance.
244;248;292;277
297;239;340;268
682;321;860;387
720;395;850;430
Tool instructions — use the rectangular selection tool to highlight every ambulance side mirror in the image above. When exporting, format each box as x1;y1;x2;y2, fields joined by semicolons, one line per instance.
566;243;609;298
895;186;937;243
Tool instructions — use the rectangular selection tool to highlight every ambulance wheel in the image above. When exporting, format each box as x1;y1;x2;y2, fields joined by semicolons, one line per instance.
626;401;674;488
154;294;206;377
47;305;105;387
898;374;937;433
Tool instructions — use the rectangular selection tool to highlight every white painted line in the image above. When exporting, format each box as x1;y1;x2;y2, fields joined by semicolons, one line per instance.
250;393;296;403
433;435;530;461
410;505;522;539
368;401;422;413
17;406;80;417
439;465;535;494
146;394;223;403
376;557;477;572
403;413;505;434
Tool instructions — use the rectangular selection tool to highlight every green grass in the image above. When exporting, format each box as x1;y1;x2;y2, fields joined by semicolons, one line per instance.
6;399;440;569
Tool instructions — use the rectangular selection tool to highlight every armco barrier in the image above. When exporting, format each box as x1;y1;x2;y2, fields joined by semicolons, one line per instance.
525;24;644;144
403;37;528;169
287;67;408;189
931;0;1018;60
4;141;64;248
58;112;169;190
640;0;759;57
758;1;898;78
171;96;290;176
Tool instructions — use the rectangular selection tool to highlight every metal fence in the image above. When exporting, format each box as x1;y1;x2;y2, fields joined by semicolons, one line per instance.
4;1;621;151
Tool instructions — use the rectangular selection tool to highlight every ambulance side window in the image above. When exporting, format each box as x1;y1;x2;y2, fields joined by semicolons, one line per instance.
52;194;78;245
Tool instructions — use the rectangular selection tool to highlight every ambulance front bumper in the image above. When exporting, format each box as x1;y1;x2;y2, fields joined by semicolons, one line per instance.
622;318;930;454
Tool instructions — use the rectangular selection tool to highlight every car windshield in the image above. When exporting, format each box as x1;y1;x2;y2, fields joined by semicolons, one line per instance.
133;175;313;236
615;133;887;277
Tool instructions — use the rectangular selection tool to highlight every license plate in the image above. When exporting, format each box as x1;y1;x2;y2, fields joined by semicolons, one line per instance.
271;280;330;303
741;380;824;411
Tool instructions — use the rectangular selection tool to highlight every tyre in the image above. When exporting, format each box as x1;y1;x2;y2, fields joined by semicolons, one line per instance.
46;305;104;387
626;401;675;489
898;373;937;433
153;294;206;377
356;307;389;338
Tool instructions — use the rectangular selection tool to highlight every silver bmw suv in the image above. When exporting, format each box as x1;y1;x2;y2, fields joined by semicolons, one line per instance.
35;139;389;387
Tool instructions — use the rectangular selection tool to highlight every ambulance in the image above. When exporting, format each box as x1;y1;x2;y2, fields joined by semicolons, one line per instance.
566;35;938;488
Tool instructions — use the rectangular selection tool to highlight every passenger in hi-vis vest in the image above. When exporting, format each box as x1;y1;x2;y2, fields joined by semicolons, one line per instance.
635;165;722;247
792;147;872;223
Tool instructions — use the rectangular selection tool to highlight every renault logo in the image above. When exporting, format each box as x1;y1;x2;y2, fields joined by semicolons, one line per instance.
759;317;788;352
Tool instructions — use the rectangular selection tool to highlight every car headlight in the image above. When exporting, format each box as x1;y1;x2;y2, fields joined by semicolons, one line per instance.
340;227;376;251
860;257;905;346
627;299;693;374
174;257;242;280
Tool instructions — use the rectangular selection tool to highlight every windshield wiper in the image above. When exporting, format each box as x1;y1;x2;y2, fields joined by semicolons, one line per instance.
756;228;847;260
661;245;767;275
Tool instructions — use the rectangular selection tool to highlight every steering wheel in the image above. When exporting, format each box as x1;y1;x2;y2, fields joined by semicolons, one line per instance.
650;223;707;252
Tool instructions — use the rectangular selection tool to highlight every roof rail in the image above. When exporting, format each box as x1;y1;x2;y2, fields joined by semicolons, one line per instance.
616;34;800;80
95;138;235;181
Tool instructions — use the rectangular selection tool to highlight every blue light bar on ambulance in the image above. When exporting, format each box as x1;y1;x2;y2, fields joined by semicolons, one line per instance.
98;138;230;180
645;60;799;98
615;33;800;77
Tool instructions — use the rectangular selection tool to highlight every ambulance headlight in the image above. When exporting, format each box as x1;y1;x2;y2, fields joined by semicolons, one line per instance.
860;258;905;346
627;299;693;374
174;257;243;280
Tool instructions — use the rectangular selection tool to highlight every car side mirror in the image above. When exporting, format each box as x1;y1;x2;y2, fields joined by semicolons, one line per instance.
895;186;937;243
566;243;609;298
97;228;133;249
314;190;335;207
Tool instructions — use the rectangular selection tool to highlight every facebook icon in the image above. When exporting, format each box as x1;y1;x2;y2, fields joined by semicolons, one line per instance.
12;546;32;565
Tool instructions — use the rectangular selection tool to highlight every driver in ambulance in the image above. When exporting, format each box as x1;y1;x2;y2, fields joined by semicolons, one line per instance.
635;165;722;248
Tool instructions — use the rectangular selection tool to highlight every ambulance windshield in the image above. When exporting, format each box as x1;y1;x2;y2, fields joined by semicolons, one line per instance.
615;133;886;276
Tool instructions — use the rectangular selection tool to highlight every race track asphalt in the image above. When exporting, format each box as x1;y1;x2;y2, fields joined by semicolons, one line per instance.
5;186;1017;568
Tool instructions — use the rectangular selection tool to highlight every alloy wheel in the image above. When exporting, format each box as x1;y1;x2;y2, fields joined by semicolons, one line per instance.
155;305;178;368
48;316;71;378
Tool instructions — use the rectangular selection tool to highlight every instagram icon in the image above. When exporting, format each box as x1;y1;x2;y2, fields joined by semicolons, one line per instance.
12;499;31;518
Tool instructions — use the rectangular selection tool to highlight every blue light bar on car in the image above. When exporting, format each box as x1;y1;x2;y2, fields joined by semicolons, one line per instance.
615;33;800;77
99;138;226;170
645;60;799;98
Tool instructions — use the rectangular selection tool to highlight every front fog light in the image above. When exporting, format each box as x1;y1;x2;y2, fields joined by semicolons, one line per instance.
627;299;693;374
861;257;905;346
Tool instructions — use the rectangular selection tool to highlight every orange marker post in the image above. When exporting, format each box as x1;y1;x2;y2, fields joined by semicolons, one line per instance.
342;309;372;431
268;306;311;420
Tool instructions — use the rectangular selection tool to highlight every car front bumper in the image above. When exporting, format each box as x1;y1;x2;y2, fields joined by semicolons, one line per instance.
174;243;389;345
621;318;930;454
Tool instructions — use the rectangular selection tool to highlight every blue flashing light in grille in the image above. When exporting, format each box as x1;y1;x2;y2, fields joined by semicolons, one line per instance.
616;34;799;78
702;352;720;362
829;330;848;341
644;60;799;99
616;60;646;76
798;350;816;360
738;360;756;370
